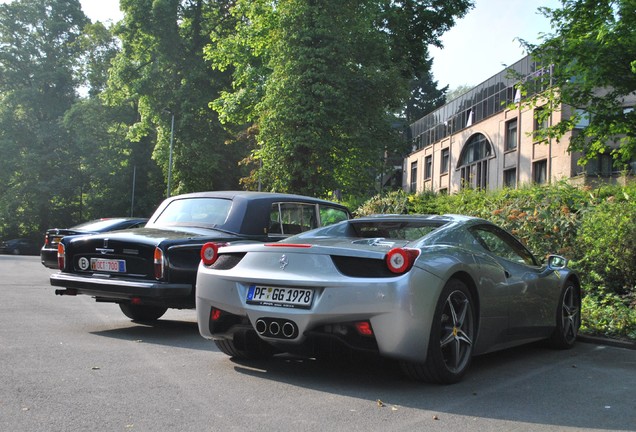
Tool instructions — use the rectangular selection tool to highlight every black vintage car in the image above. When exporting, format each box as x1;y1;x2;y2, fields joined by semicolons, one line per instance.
50;191;351;321
41;218;148;269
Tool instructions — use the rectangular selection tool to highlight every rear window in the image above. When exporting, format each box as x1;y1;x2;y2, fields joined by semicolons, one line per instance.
154;198;232;227
350;220;446;241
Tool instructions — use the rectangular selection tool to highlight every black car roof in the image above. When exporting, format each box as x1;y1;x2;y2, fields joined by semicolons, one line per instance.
147;191;351;236
164;191;349;207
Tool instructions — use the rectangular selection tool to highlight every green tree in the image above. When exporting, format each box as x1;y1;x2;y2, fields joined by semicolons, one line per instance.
208;0;472;197
519;0;636;167
106;0;246;197
0;0;88;237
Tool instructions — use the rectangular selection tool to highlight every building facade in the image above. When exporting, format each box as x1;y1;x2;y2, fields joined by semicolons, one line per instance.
403;55;634;194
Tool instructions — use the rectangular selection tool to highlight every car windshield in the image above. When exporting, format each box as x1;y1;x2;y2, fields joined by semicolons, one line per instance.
154;198;232;227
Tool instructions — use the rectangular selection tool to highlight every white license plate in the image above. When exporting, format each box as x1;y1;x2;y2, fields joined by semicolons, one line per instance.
91;258;126;273
246;285;313;309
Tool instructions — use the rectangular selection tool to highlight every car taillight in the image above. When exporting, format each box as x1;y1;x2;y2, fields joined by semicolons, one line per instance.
201;242;221;266
57;243;65;270
385;248;420;274
154;247;164;280
355;321;374;336
44;233;49;247
211;308;222;321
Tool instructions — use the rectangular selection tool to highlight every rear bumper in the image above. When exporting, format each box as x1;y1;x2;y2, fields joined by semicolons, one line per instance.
50;272;192;302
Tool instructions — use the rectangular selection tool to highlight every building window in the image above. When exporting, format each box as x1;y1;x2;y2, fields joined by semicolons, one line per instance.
505;118;518;151
440;148;449;174
424;155;432;180
585;154;614;176
410;161;417;192
533;159;547;184
574;109;590;129
459;133;492;189
534;108;549;141
504;168;516;188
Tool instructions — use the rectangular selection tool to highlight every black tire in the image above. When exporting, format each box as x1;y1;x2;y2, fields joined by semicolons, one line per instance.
548;281;581;349
400;279;476;384
119;303;168;322
214;334;276;360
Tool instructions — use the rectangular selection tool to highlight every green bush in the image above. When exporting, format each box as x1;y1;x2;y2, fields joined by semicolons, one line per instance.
581;292;636;340
575;199;636;296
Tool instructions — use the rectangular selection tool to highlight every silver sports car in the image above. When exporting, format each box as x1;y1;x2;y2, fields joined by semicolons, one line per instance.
196;214;581;384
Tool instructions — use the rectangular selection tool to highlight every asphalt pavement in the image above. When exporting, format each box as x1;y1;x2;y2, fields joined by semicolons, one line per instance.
1;255;635;432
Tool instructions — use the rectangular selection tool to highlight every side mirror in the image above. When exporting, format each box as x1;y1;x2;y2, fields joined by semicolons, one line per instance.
546;254;568;269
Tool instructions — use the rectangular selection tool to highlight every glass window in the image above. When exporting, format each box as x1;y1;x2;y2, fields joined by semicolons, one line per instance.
154;198;232;227
440;148;449;174
410;161;417;192
533;160;547;184
351;220;448;241
319;206;349;226
459;134;492;190
574;109;590;129
505;118;518;151
534;108;549;140
269;203;319;235
504;168;517;188
585;154;614;176
424;155;433;180
470;225;537;266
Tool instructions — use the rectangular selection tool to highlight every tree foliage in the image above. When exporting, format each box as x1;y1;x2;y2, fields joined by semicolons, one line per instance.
208;0;472;197
106;0;247;197
0;0;88;236
0;0;162;240
0;0;467;241
519;0;636;168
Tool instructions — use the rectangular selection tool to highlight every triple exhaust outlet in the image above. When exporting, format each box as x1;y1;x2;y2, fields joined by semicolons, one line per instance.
255;318;298;339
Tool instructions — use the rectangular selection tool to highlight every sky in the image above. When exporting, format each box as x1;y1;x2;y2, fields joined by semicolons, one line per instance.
2;0;559;90
430;0;560;89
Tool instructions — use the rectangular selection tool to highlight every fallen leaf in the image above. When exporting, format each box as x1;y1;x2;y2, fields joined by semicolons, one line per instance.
433;415;439;420
376;399;385;407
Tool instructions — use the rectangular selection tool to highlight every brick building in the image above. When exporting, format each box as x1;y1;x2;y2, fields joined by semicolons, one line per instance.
403;55;635;194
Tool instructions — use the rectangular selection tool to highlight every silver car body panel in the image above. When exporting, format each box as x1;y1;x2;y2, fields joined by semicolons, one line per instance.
196;214;576;362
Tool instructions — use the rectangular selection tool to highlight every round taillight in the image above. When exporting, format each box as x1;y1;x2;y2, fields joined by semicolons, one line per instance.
201;242;220;266
385;248;419;274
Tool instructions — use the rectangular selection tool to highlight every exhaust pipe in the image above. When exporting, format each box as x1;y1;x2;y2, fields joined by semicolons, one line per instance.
282;321;296;338
269;321;280;336
255;319;267;335
254;318;298;339
55;289;78;296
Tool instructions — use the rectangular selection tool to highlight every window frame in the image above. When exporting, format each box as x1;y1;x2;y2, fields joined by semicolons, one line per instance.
424;155;433;180
505;118;518;151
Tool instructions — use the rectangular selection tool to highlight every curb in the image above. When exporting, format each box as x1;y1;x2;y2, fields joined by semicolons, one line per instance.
577;334;636;350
